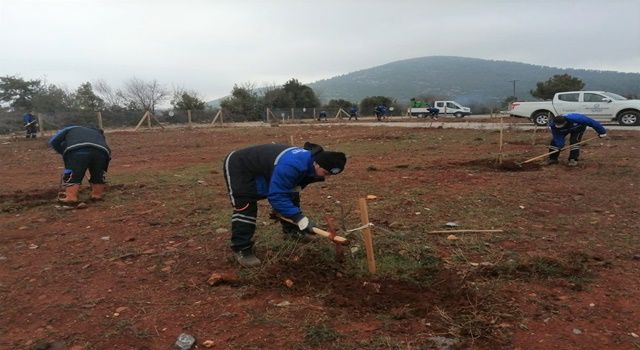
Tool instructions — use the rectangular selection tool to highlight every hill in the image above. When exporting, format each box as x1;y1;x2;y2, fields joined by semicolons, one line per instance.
208;56;640;107
307;56;640;104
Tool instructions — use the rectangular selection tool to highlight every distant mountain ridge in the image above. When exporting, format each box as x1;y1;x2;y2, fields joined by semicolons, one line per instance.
209;56;640;106
308;56;640;104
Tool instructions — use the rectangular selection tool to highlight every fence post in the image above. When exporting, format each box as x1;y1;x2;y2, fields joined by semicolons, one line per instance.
97;111;103;129
291;108;294;120
37;113;45;136
187;110;192;128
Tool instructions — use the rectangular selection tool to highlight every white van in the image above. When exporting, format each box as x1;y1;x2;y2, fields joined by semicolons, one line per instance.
433;101;472;117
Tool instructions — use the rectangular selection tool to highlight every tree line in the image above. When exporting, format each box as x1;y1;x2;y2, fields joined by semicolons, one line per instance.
1;73;592;120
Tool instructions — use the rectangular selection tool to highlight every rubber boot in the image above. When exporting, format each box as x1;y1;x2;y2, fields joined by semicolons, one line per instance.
90;184;106;201
58;184;80;205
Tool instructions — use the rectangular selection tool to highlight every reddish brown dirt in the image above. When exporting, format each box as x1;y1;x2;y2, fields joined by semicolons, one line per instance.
1;125;638;349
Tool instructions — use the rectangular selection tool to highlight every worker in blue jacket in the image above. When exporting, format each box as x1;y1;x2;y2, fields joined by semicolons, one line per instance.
374;104;387;121
48;126;111;204
548;113;607;166
22;112;38;138
222;142;346;267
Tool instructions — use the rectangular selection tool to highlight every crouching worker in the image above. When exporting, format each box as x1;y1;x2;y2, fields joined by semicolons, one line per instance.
223;142;346;267
48;126;111;204
548;113;607;166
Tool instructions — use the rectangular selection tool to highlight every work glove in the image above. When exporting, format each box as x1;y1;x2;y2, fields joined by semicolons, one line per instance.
598;133;607;138
293;214;315;234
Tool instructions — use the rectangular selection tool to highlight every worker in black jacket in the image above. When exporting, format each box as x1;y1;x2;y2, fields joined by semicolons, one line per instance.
223;142;346;267
48;126;111;204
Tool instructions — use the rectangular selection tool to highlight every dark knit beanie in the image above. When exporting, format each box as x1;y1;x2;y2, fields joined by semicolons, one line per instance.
314;151;347;174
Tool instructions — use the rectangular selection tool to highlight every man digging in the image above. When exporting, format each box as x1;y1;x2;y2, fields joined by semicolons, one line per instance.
222;142;347;267
547;113;607;166
49;125;111;204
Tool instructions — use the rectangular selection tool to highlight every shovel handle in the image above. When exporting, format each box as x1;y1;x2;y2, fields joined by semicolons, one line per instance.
518;135;601;165
276;214;349;245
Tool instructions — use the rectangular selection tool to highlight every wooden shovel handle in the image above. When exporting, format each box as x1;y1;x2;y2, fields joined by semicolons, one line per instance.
276;214;349;245
519;135;601;165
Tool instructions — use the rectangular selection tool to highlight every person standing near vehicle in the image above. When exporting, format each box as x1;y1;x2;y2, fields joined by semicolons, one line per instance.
547;113;607;166
48;126;111;204
318;110;328;122
222;142;347;267
22;111;38;138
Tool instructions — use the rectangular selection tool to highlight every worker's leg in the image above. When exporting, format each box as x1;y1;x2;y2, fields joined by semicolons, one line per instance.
88;149;109;200
59;149;90;203
568;126;586;161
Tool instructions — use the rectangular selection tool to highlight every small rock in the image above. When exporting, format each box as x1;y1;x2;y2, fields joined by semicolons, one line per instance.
76;202;88;209
631;332;639;338
275;301;291;307
28;244;39;249
101;236;110;241
124;236;136;242
18;226;28;230
573;328;583;335
215;228;229;234
202;340;215;348
632;254;640;260
518;205;525;209
366;194;378;200
161;266;172;273
589;303;595;307
115;306;128;313
362;281;381;293
446;235;459;241
174;333;196;350
444;222;459;227
284;279;294;288
366;166;378;171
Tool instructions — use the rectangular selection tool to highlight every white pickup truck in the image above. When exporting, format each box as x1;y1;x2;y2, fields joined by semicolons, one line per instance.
408;100;471;118
509;91;640;126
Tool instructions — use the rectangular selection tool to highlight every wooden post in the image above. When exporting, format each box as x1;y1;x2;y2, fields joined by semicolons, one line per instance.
96;111;103;129
37;113;45;136
211;110;221;125
313;108;316;120
134;111;149;131
358;198;376;274
289;135;294;146
498;116;504;164
187;110;192;128
291;108;294;120
531;124;538;145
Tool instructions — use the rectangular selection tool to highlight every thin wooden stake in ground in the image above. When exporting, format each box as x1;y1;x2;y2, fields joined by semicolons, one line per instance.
498;116;504;164
429;229;504;234
358;198;376;274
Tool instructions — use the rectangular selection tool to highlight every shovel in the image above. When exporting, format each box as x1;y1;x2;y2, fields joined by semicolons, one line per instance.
516;135;601;167
272;213;350;245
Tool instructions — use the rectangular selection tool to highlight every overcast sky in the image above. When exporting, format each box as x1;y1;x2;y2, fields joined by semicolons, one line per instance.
1;0;639;101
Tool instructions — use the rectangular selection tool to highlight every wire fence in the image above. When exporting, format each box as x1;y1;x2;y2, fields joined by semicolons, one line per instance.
0;107;372;135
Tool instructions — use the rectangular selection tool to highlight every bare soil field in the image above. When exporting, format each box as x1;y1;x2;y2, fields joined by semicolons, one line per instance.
1;124;638;349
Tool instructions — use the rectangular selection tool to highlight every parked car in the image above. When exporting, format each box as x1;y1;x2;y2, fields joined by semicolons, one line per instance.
408;100;471;118
510;91;640;126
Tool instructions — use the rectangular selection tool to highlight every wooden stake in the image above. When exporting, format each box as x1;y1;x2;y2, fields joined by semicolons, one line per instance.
498;116;504;164
429;229;504;234
358;198;376;274
289;135;294;146
187;109;192;128
211;110;221;125
134;111;149;131
37;113;44;136
97;111;103;130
